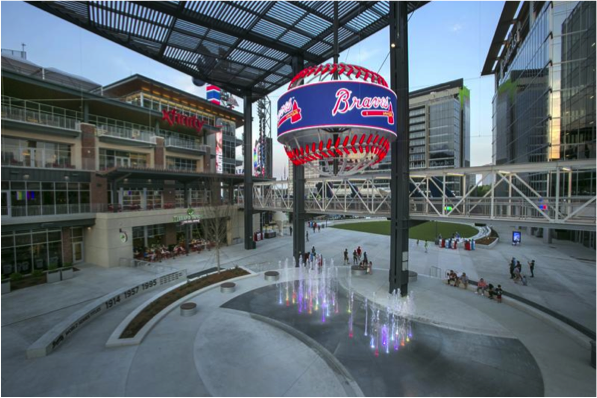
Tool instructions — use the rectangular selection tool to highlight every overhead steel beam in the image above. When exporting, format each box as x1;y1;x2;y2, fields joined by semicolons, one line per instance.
133;1;320;63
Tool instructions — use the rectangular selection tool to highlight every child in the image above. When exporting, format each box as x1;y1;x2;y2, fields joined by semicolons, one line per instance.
496;285;503;303
521;275;528;286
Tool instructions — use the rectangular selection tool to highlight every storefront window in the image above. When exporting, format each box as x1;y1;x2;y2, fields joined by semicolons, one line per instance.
1;229;63;275
1;137;72;168
99;149;148;170
167;157;196;172
5;181;90;217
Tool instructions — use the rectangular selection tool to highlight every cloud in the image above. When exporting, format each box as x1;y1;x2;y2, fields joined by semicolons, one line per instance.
450;23;463;32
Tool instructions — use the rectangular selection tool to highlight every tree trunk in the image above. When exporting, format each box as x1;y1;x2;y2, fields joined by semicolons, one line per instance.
216;244;221;274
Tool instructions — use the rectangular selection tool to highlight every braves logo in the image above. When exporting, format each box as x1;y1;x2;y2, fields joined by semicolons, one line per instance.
332;88;394;124
277;98;302;128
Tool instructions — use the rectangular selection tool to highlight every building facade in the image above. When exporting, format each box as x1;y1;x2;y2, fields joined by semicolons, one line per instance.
375;79;470;195
483;1;596;247
1;51;258;274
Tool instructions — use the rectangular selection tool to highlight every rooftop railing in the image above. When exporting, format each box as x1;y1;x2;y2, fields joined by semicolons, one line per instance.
1;96;81;131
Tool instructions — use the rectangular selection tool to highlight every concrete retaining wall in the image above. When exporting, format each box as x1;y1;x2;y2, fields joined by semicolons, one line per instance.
26;268;187;359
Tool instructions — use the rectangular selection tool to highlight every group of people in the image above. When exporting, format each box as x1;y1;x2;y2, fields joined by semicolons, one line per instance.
134;239;214;263
509;257;535;286
475;278;504;302
344;246;373;274
446;270;503;302
298;246;324;269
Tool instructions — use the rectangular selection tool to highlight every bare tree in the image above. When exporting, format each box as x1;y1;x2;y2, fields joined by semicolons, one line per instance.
200;199;236;274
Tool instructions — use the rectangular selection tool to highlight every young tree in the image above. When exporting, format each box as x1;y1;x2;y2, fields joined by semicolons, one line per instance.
200;200;235;274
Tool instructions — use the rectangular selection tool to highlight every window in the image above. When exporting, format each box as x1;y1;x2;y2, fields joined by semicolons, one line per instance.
1;137;72;168
166;157;196;172
1;229;63;275
99;149;148;170
5;181;90;217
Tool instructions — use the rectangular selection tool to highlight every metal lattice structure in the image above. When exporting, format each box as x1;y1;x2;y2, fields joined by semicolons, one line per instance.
237;160;597;231
29;1;425;101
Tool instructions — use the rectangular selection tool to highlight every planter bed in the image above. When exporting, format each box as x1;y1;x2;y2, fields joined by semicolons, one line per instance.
120;267;248;339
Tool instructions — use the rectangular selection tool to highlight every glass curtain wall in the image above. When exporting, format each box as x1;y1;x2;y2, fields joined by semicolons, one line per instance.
2;180;90;217
1;137;72;168
2;229;63;275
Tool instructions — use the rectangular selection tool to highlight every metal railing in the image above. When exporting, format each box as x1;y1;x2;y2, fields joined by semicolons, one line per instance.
1;103;80;131
165;136;208;152
237;159;596;230
96;124;156;144
2;203;107;218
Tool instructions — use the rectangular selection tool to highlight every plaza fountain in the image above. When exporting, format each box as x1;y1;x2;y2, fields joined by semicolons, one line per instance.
275;257;414;356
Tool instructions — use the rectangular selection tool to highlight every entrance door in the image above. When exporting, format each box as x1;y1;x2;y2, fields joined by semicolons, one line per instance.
115;156;130;167
72;241;84;263
1;191;10;217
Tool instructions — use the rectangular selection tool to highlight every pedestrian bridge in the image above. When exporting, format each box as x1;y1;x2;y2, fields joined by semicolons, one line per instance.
237;159;596;231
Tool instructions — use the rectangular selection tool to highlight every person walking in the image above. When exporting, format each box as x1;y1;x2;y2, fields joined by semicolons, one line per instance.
343;249;349;265
289;225;293;236
424;240;429;253
509;258;515;279
311;246;316;256
318;225;321;233
357;246;362;260
416;239;420;247
528;260;535;277
353;250;358;265
306;231;309;242
363;252;368;264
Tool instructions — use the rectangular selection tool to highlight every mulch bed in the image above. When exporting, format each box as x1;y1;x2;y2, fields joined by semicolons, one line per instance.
476;228;499;245
120;267;249;339
8;275;47;291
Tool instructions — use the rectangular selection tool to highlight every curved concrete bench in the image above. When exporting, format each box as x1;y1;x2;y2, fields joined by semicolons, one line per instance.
220;282;236;293
180;302;197;317
106;267;258;347
26;268;187;358
408;271;418;283
264;271;280;281
350;266;367;276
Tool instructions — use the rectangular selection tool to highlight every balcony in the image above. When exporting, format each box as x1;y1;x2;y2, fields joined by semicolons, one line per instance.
1;204;105;226
1;98;81;137
165;136;208;155
96;124;157;146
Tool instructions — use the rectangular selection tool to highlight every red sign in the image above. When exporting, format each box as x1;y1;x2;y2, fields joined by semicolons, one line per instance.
162;108;205;132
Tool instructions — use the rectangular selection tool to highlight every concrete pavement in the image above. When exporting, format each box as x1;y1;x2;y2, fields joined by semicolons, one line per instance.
1;221;595;396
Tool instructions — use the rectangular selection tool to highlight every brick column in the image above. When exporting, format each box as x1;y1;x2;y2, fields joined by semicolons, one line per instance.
165;223;177;245
90;174;108;210
80;123;96;170
155;136;165;169
163;181;176;208
61;227;73;265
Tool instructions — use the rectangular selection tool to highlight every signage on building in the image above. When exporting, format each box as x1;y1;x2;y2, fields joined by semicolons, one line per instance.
162;108;205;133
173;208;201;223
215;129;223;174
119;231;128;243
277;81;397;139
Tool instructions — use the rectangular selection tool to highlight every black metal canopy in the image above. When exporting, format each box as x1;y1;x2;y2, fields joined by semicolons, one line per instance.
29;1;426;101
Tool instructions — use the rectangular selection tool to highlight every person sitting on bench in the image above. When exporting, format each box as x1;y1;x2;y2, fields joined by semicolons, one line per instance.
455;272;469;288
476;278;488;295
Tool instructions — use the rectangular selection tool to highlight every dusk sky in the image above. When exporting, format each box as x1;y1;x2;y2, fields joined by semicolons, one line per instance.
1;1;504;179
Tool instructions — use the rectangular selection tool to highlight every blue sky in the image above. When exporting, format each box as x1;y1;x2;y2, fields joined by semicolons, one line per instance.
1;1;504;179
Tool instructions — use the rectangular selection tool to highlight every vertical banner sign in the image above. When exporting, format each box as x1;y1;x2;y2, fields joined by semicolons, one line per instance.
216;129;223;174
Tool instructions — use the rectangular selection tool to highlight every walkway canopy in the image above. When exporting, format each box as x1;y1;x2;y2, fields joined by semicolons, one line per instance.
29;1;425;101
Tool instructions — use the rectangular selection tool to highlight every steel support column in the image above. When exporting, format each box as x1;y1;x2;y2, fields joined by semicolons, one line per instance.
244;92;255;250
389;1;410;296
292;55;305;265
